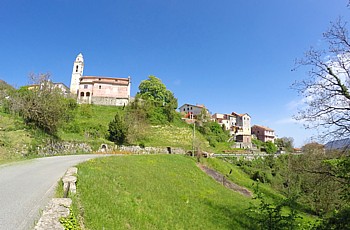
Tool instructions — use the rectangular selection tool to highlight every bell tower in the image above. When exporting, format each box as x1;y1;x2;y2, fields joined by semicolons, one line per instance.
70;53;84;95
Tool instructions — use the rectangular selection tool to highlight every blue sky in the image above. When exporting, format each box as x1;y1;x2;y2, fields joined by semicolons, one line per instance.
1;0;349;147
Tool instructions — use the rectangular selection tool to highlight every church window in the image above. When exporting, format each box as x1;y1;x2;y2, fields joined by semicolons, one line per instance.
80;92;84;97
86;92;90;97
84;85;88;89
99;85;101;89
76;65;79;72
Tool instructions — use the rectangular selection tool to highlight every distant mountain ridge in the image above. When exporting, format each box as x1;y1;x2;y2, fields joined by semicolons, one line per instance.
325;138;350;150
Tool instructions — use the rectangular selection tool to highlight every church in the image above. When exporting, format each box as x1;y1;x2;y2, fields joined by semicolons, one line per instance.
70;53;131;106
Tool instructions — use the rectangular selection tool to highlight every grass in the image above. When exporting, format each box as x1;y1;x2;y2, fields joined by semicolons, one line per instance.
201;157;316;223
142;124;210;150
0;111;34;163
202;157;284;202
75;155;255;229
59;104;214;151
58;104;121;150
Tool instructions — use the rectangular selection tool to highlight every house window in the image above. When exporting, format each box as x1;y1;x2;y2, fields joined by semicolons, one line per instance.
80;92;84;97
84;85;88;89
183;108;185;111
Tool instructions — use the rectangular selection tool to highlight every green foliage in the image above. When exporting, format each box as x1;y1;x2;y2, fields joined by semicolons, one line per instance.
108;111;128;145
59;207;80;230
248;183;302;230
324;156;350;202
135;75;178;124
253;139;277;154
197;121;230;147
7;74;77;135
275;137;294;153
265;141;278;154
314;206;350;230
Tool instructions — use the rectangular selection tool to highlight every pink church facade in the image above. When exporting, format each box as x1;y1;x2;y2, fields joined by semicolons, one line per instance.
70;53;131;106
78;76;130;106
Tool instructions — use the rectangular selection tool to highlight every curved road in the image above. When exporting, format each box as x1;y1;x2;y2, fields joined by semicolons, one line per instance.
0;154;111;230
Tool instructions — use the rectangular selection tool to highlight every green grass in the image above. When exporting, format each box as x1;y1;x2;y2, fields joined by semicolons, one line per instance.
75;155;255;229
142;125;210;150
0;111;34;163
201;157;316;223
202;158;285;203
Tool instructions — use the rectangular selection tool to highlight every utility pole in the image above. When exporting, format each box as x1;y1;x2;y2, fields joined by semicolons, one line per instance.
192;121;195;157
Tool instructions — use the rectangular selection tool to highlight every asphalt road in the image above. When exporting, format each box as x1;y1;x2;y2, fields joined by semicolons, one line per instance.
0;154;110;230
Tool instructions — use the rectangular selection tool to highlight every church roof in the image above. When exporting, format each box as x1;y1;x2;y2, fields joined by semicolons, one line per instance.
80;76;130;85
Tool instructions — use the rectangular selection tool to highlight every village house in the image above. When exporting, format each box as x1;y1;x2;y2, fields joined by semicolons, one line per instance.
70;53;131;106
212;112;252;147
212;113;236;133
179;103;209;119
27;82;70;96
251;125;275;143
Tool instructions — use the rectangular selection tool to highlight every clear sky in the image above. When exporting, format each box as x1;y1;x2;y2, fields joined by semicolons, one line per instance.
1;0;349;147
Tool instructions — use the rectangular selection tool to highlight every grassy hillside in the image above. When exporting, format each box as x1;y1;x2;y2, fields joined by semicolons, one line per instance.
141;124;210;150
75;155;253;229
0;104;213;161
59;104;212;151
0;111;34;163
74;155;315;229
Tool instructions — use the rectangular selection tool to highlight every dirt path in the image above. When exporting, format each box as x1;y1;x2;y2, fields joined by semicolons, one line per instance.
198;164;252;197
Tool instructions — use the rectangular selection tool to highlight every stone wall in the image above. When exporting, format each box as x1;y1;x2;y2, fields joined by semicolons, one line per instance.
91;96;129;106
37;141;92;156
97;144;186;154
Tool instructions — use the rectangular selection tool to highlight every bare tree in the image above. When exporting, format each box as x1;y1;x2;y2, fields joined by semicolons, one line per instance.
293;18;350;141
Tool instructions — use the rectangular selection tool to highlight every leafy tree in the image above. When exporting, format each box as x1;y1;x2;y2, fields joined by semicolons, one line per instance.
275;137;294;153
136;75;178;123
265;141;278;154
8;73;77;135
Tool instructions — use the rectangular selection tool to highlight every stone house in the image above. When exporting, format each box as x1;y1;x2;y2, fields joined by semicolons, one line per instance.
251;125;275;143
70;53;131;106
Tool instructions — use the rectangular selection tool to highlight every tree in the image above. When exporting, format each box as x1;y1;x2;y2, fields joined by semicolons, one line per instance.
294;12;350;225
108;110;128;145
136;75;178;123
0;80;15;112
265;141;278;154
9;73;77;135
293;18;350;141
275;137;294;153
